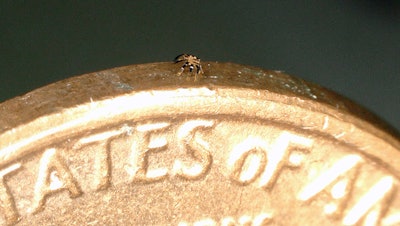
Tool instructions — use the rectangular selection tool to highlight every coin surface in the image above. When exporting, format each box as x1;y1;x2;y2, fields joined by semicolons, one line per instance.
0;62;399;225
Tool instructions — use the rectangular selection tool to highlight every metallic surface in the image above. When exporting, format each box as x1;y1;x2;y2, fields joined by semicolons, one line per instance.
0;62;399;225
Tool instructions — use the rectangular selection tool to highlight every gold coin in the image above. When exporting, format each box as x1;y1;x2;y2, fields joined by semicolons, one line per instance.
0;62;399;225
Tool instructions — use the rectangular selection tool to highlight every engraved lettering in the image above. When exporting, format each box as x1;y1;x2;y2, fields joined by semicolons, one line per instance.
32;148;82;213
93;142;111;190
342;176;395;226
2;114;398;225
228;137;267;185
75;128;129;190
0;163;21;225
237;215;252;226
174;120;214;180
253;213;272;226
382;212;400;226
258;131;313;189
74;125;132;191
298;155;362;218
228;132;312;188
221;217;237;226
125;122;170;183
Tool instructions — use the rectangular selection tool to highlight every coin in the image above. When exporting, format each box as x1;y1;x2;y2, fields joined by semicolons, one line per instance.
0;62;399;225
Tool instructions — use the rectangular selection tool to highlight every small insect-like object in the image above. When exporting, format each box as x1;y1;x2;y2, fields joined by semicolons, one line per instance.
174;54;204;80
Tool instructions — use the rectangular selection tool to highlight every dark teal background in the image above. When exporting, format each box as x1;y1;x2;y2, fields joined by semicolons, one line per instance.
1;1;399;131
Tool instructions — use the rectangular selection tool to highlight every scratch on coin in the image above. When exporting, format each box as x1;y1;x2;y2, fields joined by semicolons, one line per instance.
359;145;371;151
334;132;346;139
0;163;21;177
322;116;329;130
235;189;244;215
89;97;97;109
111;81;133;91
87;220;99;225
350;124;355;133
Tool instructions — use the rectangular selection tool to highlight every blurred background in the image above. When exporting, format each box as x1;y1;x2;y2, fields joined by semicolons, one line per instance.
1;1;399;131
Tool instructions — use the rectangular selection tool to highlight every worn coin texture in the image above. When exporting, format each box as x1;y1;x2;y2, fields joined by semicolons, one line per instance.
0;62;399;225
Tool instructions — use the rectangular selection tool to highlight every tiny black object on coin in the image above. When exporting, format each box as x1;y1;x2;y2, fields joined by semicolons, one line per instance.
174;54;204;77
